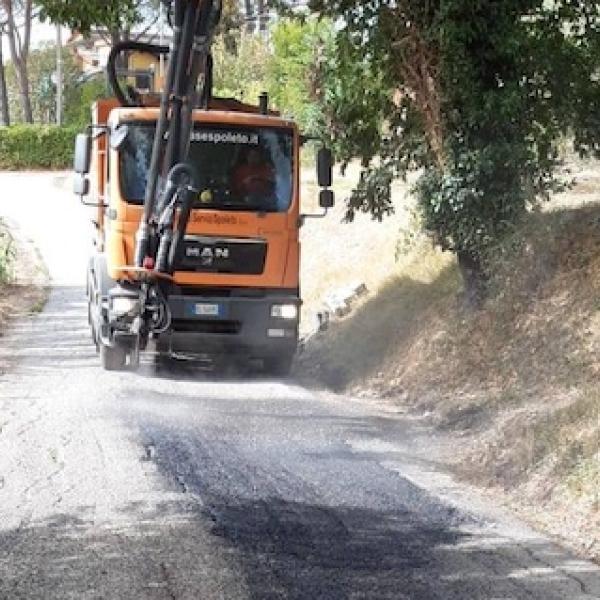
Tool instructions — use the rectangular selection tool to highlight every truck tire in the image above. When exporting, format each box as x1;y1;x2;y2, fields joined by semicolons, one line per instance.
86;269;96;343
88;255;112;352
264;354;294;377
128;341;141;371
100;343;127;371
87;297;99;347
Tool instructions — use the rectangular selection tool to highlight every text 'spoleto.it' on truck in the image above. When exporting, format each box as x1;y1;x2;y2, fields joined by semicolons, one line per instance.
73;0;335;375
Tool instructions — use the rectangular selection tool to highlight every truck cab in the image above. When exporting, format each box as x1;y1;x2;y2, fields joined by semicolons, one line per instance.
77;98;333;374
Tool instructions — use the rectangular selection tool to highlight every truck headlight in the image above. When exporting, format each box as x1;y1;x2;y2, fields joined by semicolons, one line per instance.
271;304;298;320
110;296;141;317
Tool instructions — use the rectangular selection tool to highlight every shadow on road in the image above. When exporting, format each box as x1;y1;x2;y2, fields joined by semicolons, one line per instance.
112;394;600;599
1;495;597;599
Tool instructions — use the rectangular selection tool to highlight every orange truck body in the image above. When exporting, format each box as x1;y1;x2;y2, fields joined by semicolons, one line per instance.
88;98;302;364
90;99;300;289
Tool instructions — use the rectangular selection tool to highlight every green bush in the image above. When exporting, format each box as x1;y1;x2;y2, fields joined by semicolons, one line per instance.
0;125;78;170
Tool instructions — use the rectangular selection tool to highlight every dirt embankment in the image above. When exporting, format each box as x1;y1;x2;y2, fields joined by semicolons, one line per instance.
0;218;49;365
299;169;600;563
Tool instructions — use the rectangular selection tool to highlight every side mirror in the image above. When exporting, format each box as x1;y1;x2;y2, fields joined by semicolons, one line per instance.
299;146;335;227
73;133;91;174
73;174;90;197
319;189;335;209
317;147;333;188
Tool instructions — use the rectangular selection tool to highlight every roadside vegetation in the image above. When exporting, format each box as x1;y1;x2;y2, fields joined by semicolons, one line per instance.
300;162;600;560
0;207;49;336
0;4;325;168
0;124;79;169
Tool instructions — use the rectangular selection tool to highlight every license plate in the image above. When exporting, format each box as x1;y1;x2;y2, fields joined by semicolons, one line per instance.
194;303;221;317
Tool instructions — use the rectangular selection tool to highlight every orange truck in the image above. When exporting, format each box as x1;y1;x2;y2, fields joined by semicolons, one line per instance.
73;0;334;374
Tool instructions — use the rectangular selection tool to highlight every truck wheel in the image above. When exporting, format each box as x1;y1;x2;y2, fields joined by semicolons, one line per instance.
100;343;127;371
88;298;98;348
128;341;141;371
264;354;294;377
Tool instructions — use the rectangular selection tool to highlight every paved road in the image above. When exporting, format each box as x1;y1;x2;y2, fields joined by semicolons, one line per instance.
1;172;599;599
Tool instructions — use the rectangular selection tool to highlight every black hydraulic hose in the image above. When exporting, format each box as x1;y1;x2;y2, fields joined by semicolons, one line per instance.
107;41;169;108
163;163;199;198
155;163;193;273
135;0;223;269
166;164;199;275
179;1;220;160
155;220;174;274
163;1;200;173
149;163;198;274
167;191;195;274
135;0;186;267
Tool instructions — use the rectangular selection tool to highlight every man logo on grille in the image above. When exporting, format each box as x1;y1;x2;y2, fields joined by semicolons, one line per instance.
194;246;230;266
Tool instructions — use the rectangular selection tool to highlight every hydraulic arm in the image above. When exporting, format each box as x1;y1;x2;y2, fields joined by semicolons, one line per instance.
131;0;222;274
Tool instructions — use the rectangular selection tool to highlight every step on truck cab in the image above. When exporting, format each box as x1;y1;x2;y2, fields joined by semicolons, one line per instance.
73;0;334;374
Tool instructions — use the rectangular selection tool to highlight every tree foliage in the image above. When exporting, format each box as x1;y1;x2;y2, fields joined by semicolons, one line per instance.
65;77;110;129
36;0;243;40
35;0;144;36
309;1;600;271
212;31;270;101
0;28;11;125
267;17;332;135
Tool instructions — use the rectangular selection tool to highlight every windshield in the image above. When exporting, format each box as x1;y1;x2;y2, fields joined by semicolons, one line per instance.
119;123;294;213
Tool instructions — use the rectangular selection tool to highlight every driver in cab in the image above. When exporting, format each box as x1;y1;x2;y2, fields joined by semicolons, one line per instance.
231;147;276;198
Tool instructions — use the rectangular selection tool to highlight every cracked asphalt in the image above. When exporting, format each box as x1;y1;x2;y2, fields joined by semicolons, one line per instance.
1;172;599;599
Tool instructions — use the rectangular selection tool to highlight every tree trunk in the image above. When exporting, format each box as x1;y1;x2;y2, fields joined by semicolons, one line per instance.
244;0;255;34
257;0;267;34
14;60;32;123
457;250;488;309
2;0;33;123
0;29;10;126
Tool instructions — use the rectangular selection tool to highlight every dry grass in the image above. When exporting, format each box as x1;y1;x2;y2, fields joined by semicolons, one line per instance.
299;243;458;389
299;166;600;561
299;158;414;333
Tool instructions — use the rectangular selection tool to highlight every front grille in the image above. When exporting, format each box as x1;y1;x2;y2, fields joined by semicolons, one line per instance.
179;287;233;297
177;287;268;298
174;319;241;335
175;236;267;275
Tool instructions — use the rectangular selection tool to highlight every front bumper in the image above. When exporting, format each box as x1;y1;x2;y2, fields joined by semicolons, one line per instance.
159;293;300;358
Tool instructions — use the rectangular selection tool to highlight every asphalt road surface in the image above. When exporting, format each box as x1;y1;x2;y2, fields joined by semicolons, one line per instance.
1;173;599;599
